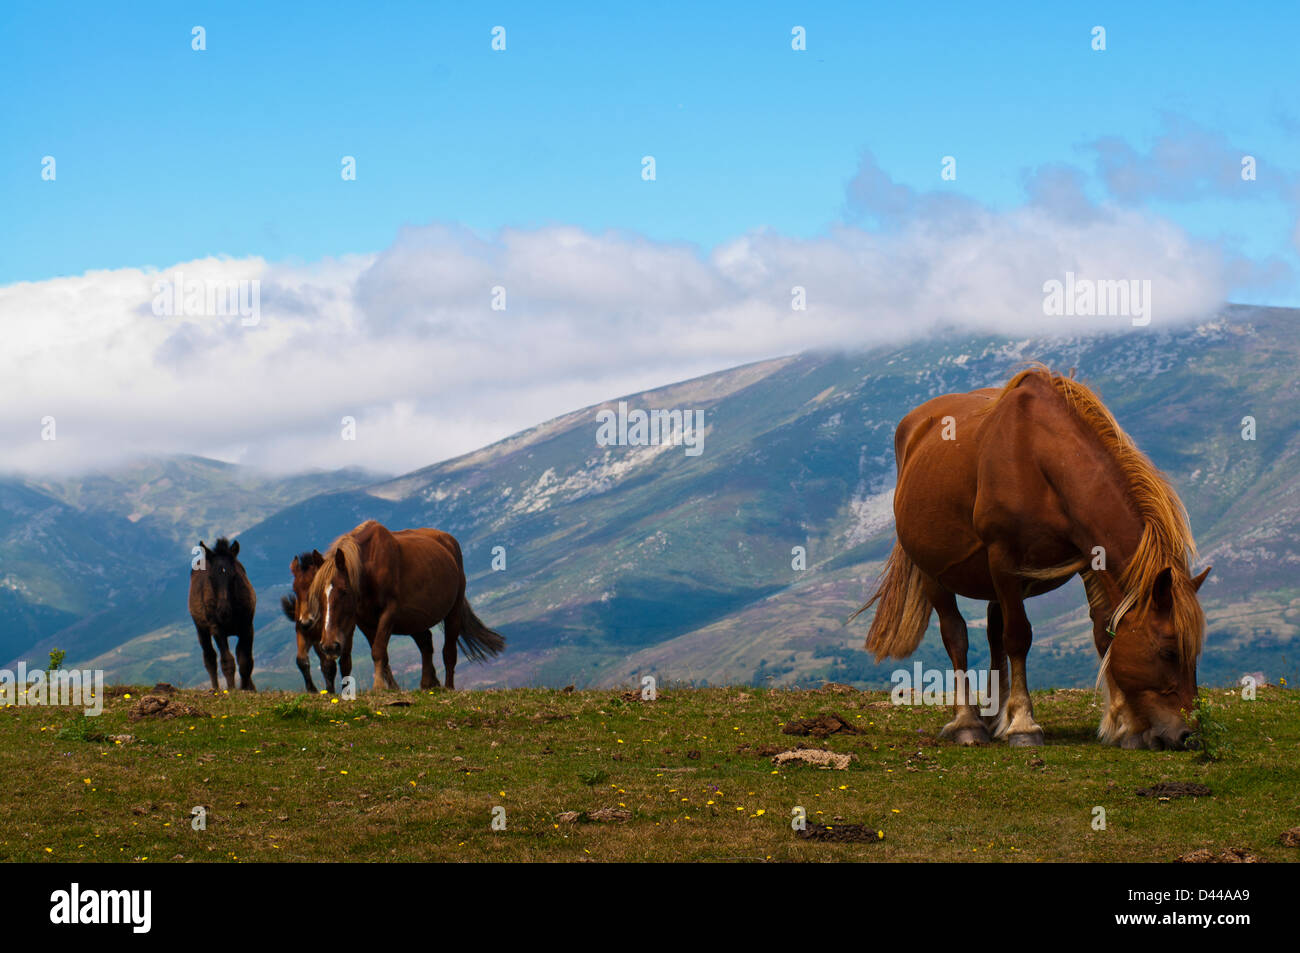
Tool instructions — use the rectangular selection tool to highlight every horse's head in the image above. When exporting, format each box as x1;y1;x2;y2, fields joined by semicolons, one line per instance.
281;550;324;642
199;538;242;608
316;547;358;659
1103;565;1210;750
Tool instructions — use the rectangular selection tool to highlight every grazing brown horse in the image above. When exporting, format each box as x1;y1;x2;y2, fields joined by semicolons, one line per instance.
303;520;505;691
853;367;1210;749
281;550;338;693
188;538;257;691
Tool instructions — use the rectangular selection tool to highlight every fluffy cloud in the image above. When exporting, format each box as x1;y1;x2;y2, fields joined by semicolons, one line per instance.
1;158;1233;477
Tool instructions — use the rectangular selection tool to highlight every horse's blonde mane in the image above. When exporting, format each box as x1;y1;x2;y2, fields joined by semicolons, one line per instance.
304;520;372;622
994;366;1205;667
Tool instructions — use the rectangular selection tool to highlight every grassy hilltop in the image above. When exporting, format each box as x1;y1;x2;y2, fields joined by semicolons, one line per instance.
3;683;1298;863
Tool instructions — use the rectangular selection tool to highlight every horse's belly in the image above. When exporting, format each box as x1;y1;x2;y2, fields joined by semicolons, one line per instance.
391;598;456;634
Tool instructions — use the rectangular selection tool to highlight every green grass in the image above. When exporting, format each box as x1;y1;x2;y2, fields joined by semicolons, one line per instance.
2;684;1297;862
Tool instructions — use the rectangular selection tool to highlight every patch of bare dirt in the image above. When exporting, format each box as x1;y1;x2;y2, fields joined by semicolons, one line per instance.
556;807;632;824
782;712;863;738
1279;827;1300;847
150;682;177;695
818;682;856;695
1175;848;1262;863
1136;781;1212;799
128;694;210;722
797;824;884;843
772;749;853;770
738;742;794;757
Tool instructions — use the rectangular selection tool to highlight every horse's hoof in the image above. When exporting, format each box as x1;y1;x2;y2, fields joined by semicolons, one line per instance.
1008;729;1045;747
940;723;991;745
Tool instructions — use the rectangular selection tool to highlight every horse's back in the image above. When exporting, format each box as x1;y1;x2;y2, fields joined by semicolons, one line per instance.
392;528;461;571
375;526;464;629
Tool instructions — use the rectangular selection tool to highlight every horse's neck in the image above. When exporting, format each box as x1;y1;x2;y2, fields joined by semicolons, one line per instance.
1058;446;1145;610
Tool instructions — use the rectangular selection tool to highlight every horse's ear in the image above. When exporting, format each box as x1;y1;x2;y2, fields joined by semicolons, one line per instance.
1152;567;1175;613
230;540;239;557
1192;566;1212;592
334;548;348;573
199;540;210;553
290;556;300;573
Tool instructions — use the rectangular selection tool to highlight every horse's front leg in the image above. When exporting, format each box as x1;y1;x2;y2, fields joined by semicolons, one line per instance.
982;601;1010;731
313;643;337;695
370;610;400;691
296;630;317;693
989;555;1044;746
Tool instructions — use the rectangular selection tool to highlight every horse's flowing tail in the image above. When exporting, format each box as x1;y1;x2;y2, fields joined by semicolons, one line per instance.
458;600;506;662
848;541;932;661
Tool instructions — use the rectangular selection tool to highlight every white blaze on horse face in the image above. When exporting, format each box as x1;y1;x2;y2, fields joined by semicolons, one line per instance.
324;583;333;635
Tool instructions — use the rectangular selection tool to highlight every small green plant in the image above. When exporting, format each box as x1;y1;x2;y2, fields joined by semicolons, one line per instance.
57;713;107;743
1186;692;1231;762
271;697;328;723
578;768;609;786
47;648;66;673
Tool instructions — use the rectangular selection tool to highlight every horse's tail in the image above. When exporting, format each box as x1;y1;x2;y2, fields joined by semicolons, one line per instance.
848;541;932;662
458;599;506;662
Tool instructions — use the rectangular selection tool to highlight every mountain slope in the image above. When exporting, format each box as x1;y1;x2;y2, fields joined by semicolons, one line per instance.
18;304;1300;691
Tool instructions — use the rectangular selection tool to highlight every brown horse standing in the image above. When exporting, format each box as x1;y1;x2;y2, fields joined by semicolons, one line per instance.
281;550;338;693
854;367;1210;749
188;538;257;691
303;520;504;691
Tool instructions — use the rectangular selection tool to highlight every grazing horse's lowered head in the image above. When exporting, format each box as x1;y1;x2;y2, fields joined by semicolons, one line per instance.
1092;562;1211;750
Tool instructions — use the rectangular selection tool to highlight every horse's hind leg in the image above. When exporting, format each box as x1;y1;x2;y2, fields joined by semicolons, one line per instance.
442;604;462;690
215;633;237;692
235;633;256;692
197;627;220;691
412;629;440;690
924;581;990;745
989;555;1044;746
982;601;1010;732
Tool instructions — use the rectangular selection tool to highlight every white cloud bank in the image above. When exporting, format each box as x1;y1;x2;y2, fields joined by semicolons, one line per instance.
1;159;1232;477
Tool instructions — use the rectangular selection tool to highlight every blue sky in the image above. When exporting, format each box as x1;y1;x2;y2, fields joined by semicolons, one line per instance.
3;0;1298;301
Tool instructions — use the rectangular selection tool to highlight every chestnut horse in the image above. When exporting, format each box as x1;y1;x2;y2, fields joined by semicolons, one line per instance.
303;520;505;690
853;367;1210;749
188;538;257;691
281;550;338;693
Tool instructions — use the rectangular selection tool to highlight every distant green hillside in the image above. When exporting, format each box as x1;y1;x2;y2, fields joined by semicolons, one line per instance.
0;457;377;661
8;305;1300;692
